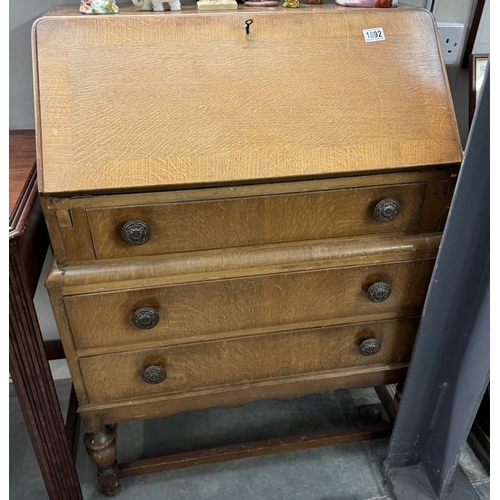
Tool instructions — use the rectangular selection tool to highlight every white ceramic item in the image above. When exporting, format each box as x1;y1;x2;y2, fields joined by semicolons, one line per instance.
132;0;181;11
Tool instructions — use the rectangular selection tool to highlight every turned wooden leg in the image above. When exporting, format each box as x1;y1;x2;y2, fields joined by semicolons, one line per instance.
394;382;404;414
84;425;120;496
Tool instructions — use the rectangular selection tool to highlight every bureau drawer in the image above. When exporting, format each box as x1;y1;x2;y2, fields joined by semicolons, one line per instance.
64;259;435;352
42;170;456;266
79;317;419;404
87;183;426;259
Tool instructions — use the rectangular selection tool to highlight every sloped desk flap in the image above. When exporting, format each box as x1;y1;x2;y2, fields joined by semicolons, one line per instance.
32;4;462;194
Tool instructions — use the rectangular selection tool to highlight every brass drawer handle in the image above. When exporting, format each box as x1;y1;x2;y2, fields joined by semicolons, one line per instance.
133;307;159;329
367;282;391;302
142;365;167;384
121;220;151;245
359;338;381;357
374;198;401;222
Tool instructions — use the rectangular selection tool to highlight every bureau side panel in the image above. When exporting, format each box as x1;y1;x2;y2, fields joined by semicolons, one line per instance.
45;286;90;405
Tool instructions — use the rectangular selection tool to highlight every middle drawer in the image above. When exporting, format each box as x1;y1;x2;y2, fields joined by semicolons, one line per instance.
64;258;435;352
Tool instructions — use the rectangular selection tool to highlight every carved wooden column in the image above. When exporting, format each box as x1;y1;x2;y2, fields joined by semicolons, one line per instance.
84;425;120;496
9;130;83;500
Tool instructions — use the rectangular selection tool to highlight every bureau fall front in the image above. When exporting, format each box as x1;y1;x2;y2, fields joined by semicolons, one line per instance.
32;3;462;495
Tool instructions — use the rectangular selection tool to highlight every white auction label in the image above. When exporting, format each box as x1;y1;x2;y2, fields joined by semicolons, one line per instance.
362;27;386;42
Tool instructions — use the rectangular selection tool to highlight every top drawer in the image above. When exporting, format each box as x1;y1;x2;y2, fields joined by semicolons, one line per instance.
42;170;455;266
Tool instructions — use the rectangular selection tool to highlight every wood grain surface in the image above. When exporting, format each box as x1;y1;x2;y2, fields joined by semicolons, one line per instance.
63;257;435;352
79;317;419;404
33;5;462;194
41;169;455;266
32;2;464;479
87;183;425;257
9;130;37;218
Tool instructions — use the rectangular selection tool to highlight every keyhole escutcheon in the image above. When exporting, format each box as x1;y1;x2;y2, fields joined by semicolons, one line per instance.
245;19;253;35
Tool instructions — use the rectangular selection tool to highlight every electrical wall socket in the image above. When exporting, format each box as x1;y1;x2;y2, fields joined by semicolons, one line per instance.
437;22;465;66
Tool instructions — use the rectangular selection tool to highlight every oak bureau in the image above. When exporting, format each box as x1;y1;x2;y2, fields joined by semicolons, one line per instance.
32;2;462;495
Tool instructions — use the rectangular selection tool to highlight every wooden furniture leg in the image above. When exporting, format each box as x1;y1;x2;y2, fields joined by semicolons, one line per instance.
9;130;83;500
394;382;404;414
9;250;83;499
84;425;121;497
374;385;397;423
43;339;81;460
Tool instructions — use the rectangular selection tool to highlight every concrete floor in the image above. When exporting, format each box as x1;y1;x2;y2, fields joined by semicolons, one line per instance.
10;378;490;500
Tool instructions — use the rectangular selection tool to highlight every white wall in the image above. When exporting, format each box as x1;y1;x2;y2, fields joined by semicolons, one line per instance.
10;0;72;130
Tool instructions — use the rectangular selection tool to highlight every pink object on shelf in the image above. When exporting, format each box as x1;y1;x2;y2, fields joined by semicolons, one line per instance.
335;0;398;7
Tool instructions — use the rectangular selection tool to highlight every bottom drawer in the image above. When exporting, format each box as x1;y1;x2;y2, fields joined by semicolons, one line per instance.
80;317;419;404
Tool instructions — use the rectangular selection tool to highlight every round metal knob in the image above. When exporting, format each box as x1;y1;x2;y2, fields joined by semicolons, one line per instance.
367;282;391;302
374;198;401;222
359;338;381;357
142;365;167;385
133;307;159;330
121;220;151;245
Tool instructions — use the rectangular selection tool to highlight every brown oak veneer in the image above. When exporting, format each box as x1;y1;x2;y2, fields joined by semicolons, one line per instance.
32;4;463;495
41;168;455;266
60;257;436;352
79;317;419;404
33;5;461;195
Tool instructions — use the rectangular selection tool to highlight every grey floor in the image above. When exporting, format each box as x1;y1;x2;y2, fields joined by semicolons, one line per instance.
10;378;490;500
